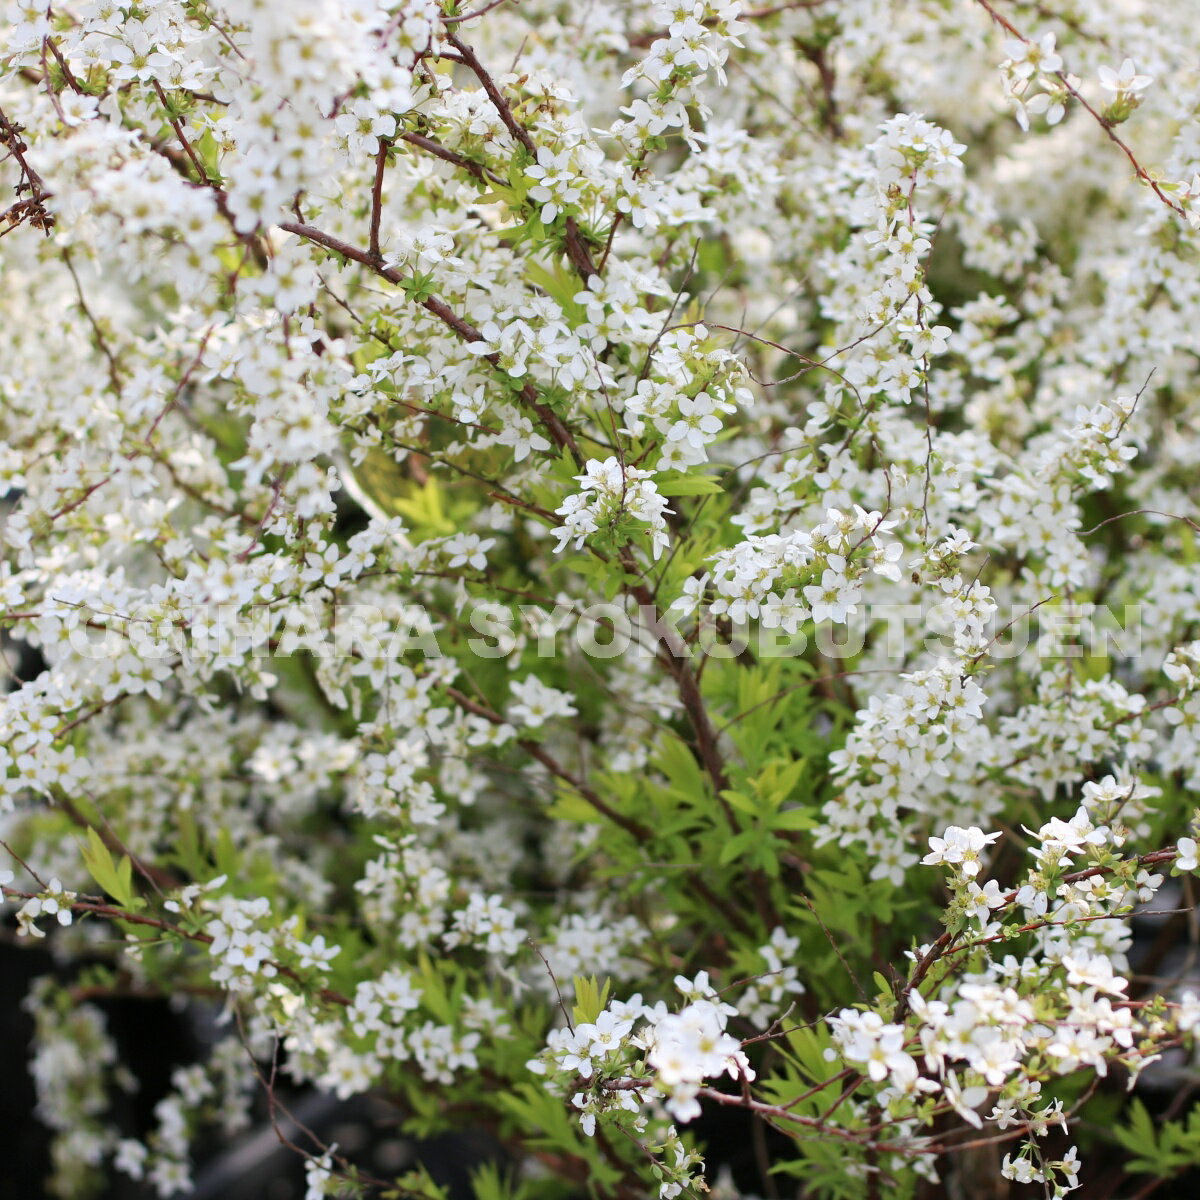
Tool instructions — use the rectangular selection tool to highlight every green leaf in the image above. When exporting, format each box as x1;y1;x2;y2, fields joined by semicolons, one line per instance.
81;827;135;908
493;1083;620;1186
194;128;222;183
571;975;610;1025
416;951;454;1024
212;826;241;880
470;1162;533;1200
718;831;759;864
525;262;587;323
656;474;725;497
720;789;758;815
773;808;816;831
174;809;205;878
546;786;605;825
1113;1098;1160;1162
654;734;708;799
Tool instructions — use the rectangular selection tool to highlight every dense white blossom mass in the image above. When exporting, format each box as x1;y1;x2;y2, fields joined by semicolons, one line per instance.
4;1;1200;1198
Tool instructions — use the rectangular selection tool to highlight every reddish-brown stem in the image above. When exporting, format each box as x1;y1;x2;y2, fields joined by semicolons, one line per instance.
400;130;503;185
443;685;753;937
444;32;598;279
369;140;388;260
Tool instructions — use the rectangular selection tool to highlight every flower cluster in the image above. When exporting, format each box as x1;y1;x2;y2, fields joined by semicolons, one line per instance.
528;973;751;1189
554;456;674;560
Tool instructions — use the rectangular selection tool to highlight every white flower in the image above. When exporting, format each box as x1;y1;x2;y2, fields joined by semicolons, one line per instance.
1098;59;1153;94
114;1139;148;1180
1176;991;1200;1032
802;567;858;624
922;827;1001;878
1177;837;1198;872
553;457;674;560
304;1146;337;1200
1004;33;1062;79
18;878;77;936
508;677;578;729
1061;951;1127;997
1001;1154;1042;1184
942;1072;989;1129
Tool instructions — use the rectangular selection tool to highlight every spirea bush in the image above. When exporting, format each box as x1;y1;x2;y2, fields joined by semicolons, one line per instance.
6;1;1200;1197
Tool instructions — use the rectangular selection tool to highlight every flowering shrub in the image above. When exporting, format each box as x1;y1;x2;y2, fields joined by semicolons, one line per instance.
5;0;1200;1197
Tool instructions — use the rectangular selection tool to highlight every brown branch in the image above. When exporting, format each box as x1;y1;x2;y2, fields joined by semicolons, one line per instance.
0;104;54;233
444;33;537;156
400;130;504;185
694;1086;919;1152
743;0;830;15
620;555;729;798
145;323;217;443
444;32;598;278
798;41;844;139
563;215;598;279
151;79;210;184
441;0;515;22
444;685;652;841
237;472;286;562
443;684;753;936
369;140;389;260
62;248;123;392
42;35;85;95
